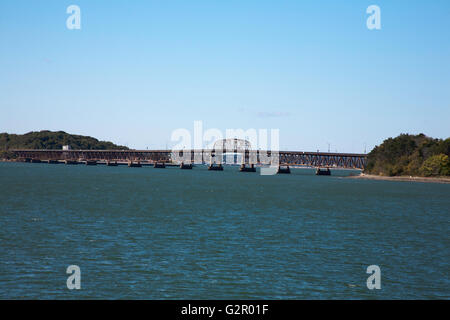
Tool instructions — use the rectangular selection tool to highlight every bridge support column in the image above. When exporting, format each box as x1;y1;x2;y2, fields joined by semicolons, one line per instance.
128;161;142;167
315;167;331;175
154;162;166;168
208;163;223;171
277;165;291;174
239;163;256;172
180;162;193;169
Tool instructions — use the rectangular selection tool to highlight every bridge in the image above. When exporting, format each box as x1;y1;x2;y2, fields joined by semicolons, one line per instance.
11;148;366;169
11;138;367;170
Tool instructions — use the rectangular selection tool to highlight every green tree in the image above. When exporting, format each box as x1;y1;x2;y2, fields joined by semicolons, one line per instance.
419;154;450;176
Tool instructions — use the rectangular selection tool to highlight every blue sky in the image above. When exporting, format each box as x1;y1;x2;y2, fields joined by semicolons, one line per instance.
0;0;449;152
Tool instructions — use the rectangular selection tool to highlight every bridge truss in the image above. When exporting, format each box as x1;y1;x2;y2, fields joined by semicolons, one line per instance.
12;149;367;169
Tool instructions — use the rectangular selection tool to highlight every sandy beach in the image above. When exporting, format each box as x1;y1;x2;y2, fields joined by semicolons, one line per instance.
348;173;450;184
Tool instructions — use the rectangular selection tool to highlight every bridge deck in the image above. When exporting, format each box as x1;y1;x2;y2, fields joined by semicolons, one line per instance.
11;149;367;169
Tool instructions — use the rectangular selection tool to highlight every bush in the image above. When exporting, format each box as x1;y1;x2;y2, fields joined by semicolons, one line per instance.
419;154;450;176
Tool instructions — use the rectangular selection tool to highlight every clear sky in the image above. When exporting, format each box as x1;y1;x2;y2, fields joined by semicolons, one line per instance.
0;0;449;152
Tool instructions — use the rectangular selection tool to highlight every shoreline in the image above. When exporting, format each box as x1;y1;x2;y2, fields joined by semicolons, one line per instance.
348;173;450;184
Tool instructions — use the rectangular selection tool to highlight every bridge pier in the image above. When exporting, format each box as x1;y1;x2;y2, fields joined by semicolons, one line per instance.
154;162;166;168
316;167;331;175
128;161;142;167
277;165;291;174
239;163;256;172
208;163;223;171
180;162;193;169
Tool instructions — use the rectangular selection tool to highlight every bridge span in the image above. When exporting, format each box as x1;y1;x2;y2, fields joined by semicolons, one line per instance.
11;149;367;169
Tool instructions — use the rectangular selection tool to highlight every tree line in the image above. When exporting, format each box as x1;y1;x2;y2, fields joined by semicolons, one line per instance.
0;130;128;159
365;134;450;177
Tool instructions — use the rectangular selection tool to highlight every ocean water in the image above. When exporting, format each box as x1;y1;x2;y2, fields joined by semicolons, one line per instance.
0;162;449;299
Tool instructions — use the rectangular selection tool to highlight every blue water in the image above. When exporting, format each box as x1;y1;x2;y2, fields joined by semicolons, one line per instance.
0;162;449;299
